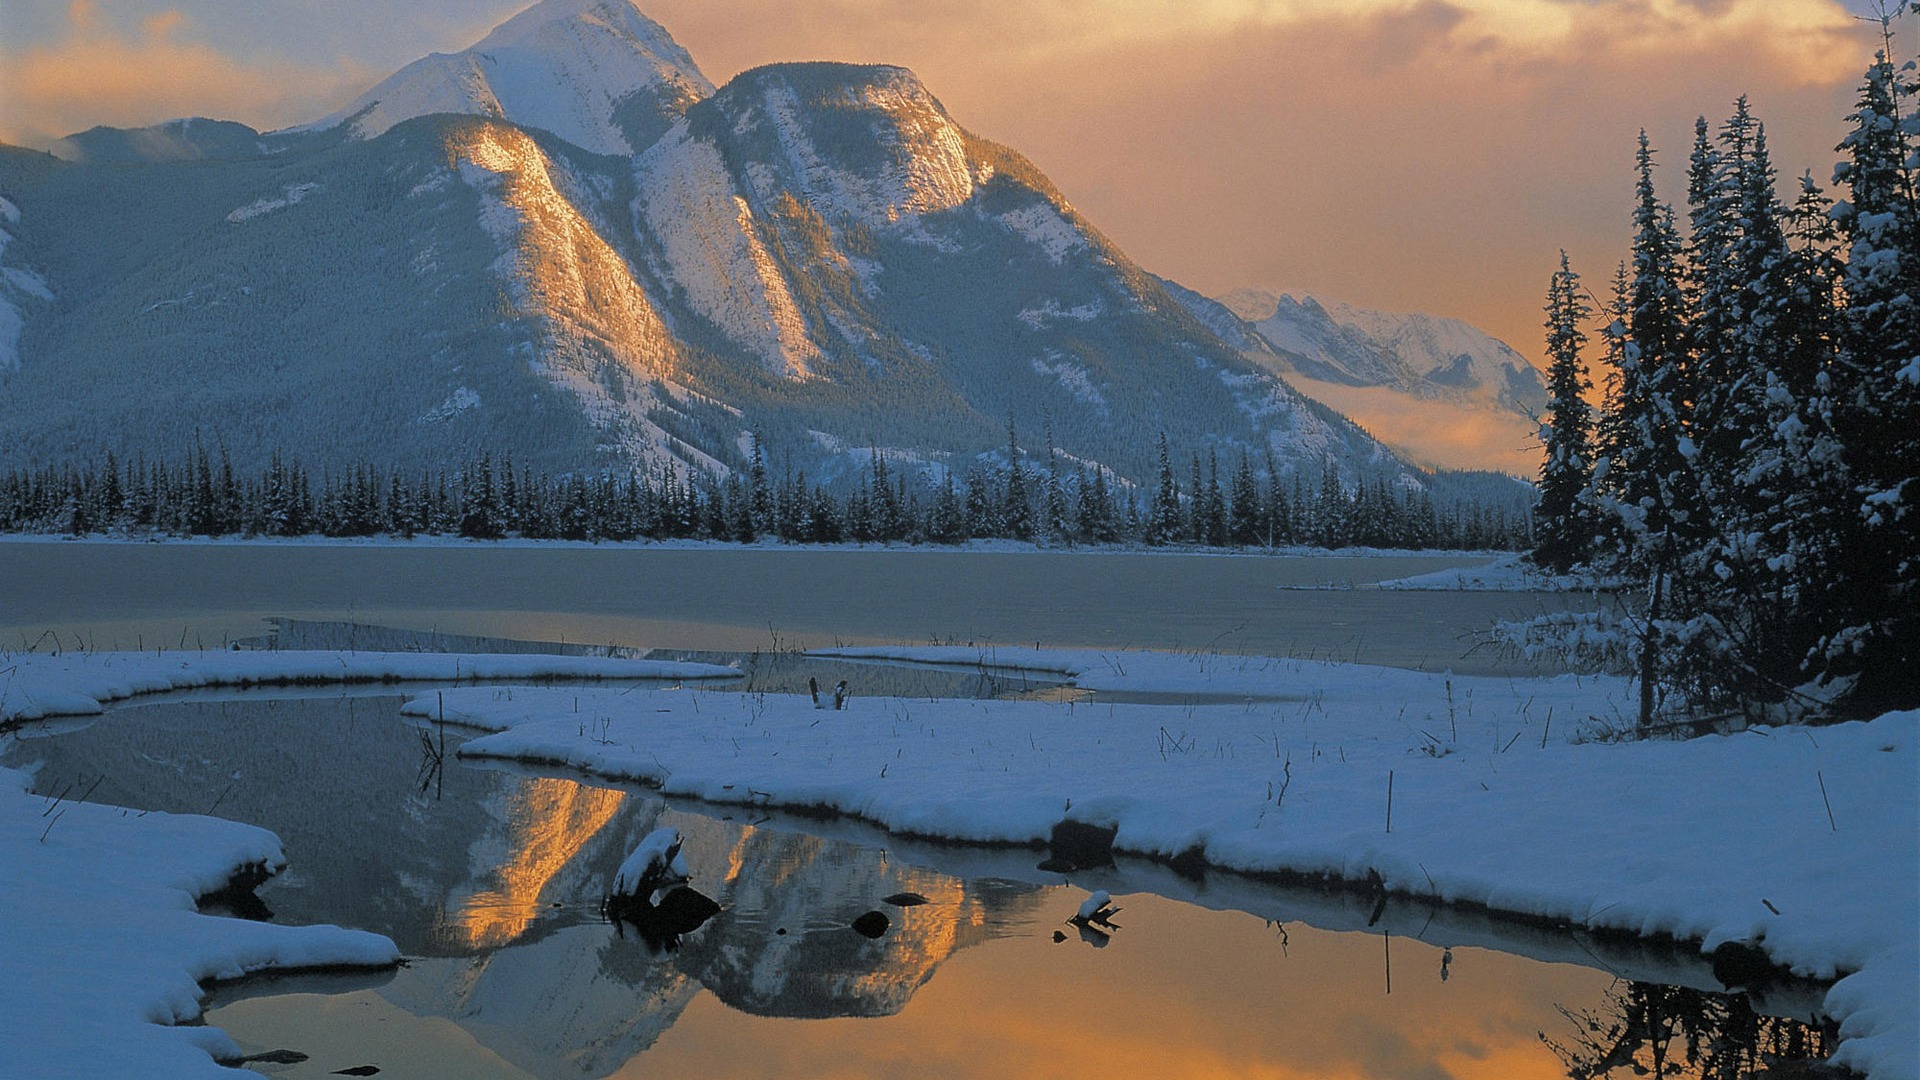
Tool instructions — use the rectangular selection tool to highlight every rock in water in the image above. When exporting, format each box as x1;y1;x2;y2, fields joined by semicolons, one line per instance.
1075;890;1113;923
612;827;688;898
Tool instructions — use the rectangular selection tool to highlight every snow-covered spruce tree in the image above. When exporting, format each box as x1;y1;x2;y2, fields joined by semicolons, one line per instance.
1043;419;1069;545
1229;450;1262;548
1202;450;1228;547
1822;47;1920;714
1684;110;1742;457
1001;416;1033;542
747;434;772;538
1593;133;1702;726
1147;432;1179;546
1533;250;1597;572
1675;118;1855;714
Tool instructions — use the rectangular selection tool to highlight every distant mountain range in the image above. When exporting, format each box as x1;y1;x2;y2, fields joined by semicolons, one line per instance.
0;0;1535;502
1164;284;1546;475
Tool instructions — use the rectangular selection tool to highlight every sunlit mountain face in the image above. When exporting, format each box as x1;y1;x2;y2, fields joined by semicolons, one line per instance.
0;0;1529;498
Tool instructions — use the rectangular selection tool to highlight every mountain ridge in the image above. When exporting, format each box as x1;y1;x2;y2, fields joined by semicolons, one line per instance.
0;0;1532;509
1168;285;1546;476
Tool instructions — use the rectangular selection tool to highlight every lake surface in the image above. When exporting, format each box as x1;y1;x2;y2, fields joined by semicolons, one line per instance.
3;545;1827;1077
0;542;1599;675
2;688;1834;1080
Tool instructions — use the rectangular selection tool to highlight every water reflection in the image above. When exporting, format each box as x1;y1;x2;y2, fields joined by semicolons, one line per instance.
1;692;1839;1080
1545;982;1838;1079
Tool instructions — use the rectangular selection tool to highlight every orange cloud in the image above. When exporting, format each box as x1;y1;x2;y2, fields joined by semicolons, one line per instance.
142;9;187;39
67;0;101;35
0;3;371;146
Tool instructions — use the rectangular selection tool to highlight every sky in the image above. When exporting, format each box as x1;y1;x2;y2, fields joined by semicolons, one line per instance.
0;0;1909;362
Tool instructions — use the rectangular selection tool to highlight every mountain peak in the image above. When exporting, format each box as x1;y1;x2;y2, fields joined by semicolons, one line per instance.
309;0;712;157
694;61;980;227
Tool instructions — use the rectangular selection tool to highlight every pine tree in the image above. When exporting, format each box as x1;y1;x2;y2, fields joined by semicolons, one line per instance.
963;467;996;539
1001;417;1033;542
1598;132;1702;726
745;435;771;536
1202;450;1227;547
1822;48;1920;712
1042;419;1069;545
1684;110;1741;437
458;452;503;539
1147;433;1180;546
928;473;965;543
1229;450;1261;548
1534;251;1596;572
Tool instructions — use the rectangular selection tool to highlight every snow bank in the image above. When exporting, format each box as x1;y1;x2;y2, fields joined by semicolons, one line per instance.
0;763;398;1079
0;650;739;726
406;653;1916;1080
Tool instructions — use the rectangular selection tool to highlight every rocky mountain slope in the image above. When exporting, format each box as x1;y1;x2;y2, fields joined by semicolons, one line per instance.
0;0;1526;500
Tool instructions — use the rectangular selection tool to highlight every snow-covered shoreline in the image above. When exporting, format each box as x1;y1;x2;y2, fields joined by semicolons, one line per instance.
0;650;740;728
403;648;1915;1080
0;650;739;1079
1;647;1910;1078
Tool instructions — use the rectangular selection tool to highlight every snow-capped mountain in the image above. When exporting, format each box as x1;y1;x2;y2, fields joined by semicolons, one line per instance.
308;0;712;158
0;0;1523;499
1169;285;1548;475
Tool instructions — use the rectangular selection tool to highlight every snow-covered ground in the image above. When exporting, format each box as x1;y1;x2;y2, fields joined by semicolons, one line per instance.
1376;553;1618;592
2;646;1911;1078
0;650;736;1079
402;647;1916;1080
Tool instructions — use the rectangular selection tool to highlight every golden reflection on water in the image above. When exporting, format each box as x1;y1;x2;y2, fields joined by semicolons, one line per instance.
633;889;1610;1080
406;771;1615;1076
443;777;629;949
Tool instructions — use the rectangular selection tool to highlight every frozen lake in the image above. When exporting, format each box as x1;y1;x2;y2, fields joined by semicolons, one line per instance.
0;542;1599;675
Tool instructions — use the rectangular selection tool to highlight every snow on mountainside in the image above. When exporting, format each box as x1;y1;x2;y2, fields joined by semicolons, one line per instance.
0;1;1527;507
1169;284;1548;476
0;195;53;373
308;0;713;157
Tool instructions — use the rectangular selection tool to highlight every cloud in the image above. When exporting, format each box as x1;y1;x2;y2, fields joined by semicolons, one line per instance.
0;4;372;146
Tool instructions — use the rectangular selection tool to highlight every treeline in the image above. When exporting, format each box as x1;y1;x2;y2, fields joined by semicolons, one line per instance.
1530;37;1918;721
0;433;1531;552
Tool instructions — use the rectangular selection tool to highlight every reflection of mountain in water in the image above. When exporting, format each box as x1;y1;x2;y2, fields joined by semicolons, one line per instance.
4;695;1045;1079
684;828;1035;1019
4;696;536;954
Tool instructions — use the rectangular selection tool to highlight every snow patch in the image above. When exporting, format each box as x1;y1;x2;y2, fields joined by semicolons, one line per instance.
1028;353;1107;409
1016;298;1104;329
417;386;482;423
225;183;321;223
996;203;1086;263
0;196;51;373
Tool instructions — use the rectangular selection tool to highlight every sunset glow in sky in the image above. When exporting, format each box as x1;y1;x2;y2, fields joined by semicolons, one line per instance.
0;0;1906;360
